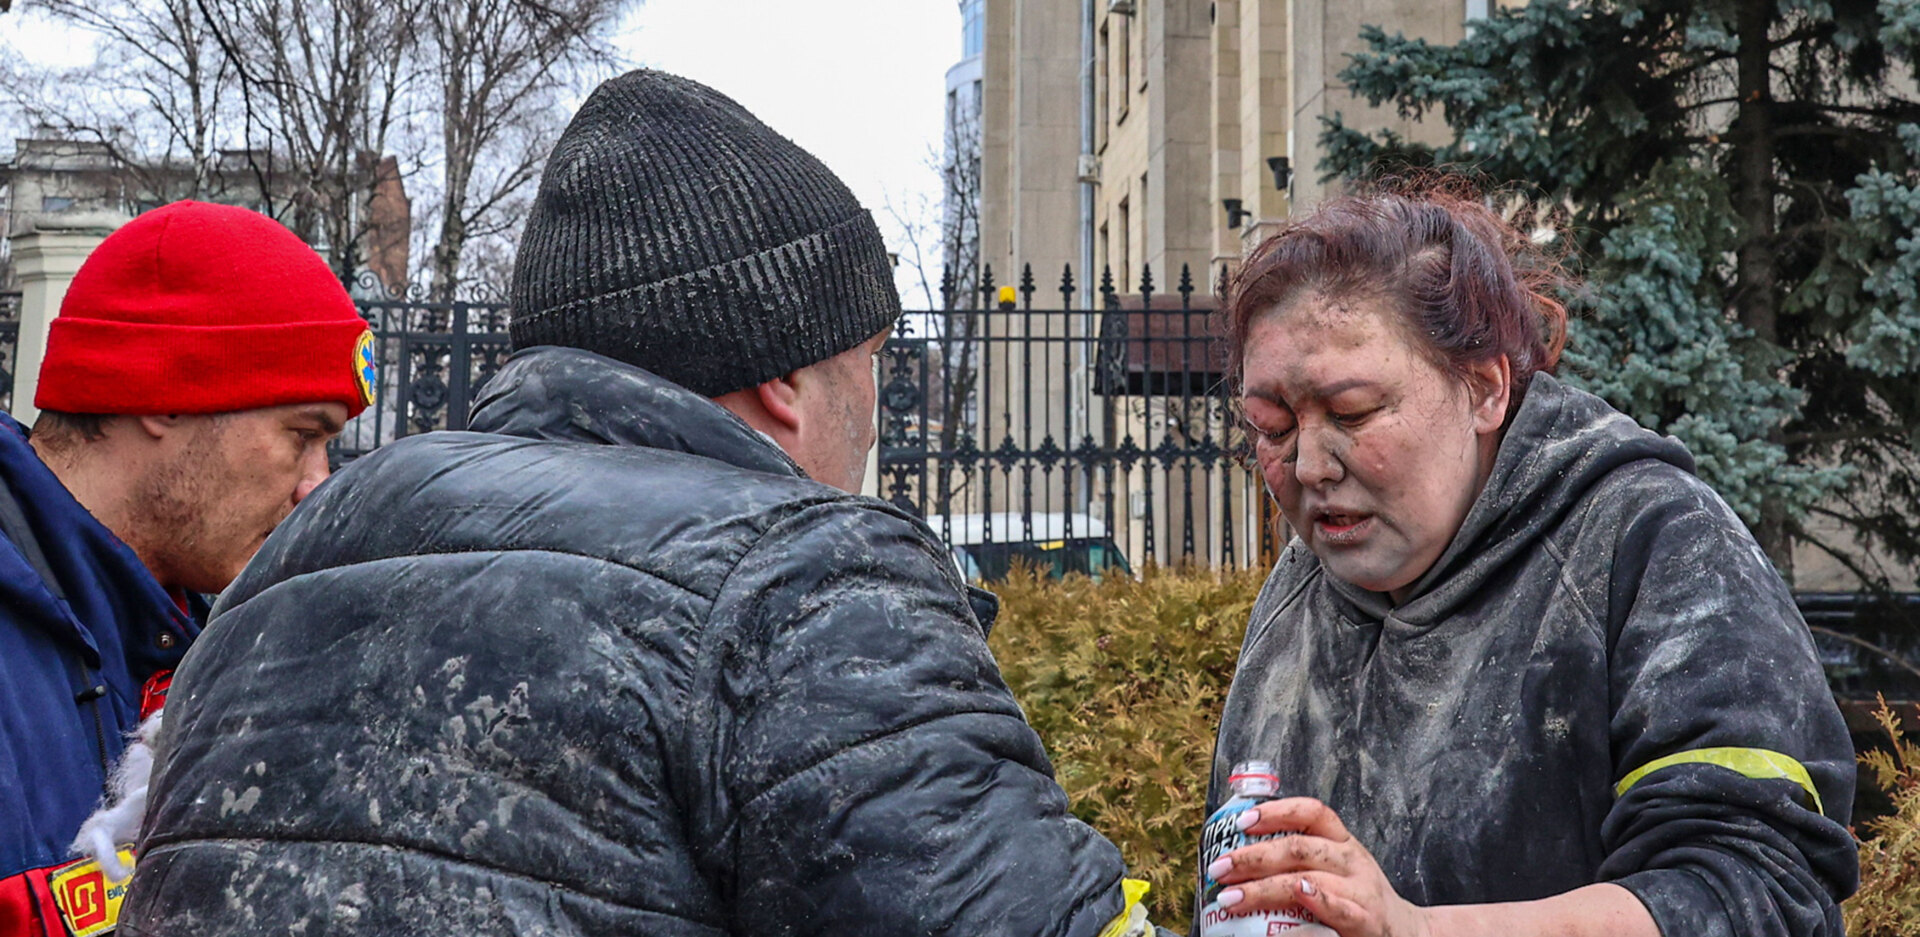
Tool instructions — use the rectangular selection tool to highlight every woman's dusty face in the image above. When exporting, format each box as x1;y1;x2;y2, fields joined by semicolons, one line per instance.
1242;296;1508;602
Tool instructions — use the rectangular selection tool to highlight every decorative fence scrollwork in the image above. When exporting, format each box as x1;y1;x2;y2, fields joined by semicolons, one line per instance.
332;265;1272;571
331;277;512;466
877;262;1267;572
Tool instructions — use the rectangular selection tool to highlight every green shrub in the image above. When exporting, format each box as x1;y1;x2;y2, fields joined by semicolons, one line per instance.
988;564;1263;925
1848;700;1920;936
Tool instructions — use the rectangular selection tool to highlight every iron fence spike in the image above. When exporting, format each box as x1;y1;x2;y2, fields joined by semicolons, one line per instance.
320;264;1266;572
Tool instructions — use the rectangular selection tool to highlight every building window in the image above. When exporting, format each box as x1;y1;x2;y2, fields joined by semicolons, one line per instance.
1117;196;1131;293
962;0;985;58
1117;14;1131;121
40;196;73;212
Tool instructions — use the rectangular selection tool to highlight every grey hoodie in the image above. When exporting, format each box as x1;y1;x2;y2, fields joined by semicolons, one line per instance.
1205;373;1857;937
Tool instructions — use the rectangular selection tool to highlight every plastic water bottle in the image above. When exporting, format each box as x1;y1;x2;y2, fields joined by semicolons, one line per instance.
1198;761;1336;937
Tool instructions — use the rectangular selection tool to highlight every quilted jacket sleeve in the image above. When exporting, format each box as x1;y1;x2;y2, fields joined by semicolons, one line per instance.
1596;472;1858;937
698;500;1131;937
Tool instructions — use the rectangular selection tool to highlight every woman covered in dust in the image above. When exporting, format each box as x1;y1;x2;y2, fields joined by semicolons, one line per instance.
1198;185;1856;937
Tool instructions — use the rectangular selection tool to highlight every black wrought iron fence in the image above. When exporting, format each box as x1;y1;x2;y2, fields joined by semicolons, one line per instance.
1;292;21;415
330;277;511;466
329;264;1273;572
876;262;1266;572
1804;592;1920;701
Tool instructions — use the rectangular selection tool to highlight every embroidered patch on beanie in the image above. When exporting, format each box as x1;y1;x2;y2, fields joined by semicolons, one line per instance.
353;331;378;408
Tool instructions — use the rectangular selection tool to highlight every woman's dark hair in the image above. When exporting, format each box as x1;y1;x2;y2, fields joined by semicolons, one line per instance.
1224;180;1570;422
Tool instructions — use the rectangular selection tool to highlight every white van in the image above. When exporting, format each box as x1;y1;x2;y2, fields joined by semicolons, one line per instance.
922;512;1133;582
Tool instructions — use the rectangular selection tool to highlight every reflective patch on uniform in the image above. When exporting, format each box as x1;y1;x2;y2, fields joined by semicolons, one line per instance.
354;330;378;407
49;850;134;937
1097;878;1153;937
1615;746;1826;815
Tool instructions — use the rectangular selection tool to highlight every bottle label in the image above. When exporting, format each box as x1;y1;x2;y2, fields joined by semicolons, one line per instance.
1198;797;1334;937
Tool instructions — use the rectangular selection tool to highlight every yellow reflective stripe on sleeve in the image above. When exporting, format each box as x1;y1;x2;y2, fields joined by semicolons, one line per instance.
1614;747;1825;816
1096;878;1153;937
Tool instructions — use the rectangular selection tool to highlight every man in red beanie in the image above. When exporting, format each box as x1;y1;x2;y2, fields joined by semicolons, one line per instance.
0;200;373;937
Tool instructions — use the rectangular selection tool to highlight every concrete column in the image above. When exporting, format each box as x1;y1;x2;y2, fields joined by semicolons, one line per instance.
1239;0;1290;247
9;213;125;425
1211;0;1243;282
1287;0;1467;213
862;371;882;500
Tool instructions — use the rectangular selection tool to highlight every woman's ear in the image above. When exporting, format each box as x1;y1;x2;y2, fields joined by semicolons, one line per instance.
1467;355;1512;434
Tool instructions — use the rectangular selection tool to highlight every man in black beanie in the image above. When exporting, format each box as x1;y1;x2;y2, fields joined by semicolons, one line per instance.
123;70;1154;937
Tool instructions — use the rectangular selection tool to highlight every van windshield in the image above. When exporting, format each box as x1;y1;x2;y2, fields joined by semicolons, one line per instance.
958;538;1132;581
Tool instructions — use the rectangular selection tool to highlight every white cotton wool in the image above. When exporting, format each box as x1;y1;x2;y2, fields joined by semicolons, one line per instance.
70;709;163;882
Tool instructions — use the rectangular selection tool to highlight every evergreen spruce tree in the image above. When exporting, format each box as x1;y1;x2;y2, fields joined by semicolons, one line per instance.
1322;0;1920;585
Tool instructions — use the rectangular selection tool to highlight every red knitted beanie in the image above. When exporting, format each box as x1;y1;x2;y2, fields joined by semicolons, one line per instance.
35;201;375;418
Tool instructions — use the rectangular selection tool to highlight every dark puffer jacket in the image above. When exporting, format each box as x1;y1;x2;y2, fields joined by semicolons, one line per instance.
123;347;1131;936
1204;373;1857;937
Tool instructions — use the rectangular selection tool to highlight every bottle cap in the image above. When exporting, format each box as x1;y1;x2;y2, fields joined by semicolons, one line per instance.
1227;760;1279;798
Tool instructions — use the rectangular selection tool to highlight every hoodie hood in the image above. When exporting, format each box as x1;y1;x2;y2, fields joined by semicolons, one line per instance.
1326;372;1693;625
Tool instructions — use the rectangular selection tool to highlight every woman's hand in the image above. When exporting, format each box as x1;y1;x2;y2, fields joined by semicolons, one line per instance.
1208;798;1659;937
1207;797;1431;937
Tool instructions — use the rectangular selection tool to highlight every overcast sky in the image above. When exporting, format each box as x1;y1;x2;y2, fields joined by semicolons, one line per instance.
1;0;963;299
616;0;963;301
0;10;89;67
618;1;959;214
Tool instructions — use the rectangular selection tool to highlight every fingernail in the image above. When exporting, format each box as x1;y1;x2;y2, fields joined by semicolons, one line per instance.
1206;857;1233;879
1218;888;1244;909
1235;808;1260;831
1299;878;1317;896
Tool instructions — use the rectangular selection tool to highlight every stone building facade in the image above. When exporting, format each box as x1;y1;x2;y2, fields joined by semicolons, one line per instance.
968;0;1492;300
0;134;410;295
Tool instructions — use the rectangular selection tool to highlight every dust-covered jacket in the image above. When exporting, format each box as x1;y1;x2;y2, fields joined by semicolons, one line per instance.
1204;373;1857;937
122;346;1132;937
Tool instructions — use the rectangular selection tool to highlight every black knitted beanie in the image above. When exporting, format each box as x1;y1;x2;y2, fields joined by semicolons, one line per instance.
509;70;901;397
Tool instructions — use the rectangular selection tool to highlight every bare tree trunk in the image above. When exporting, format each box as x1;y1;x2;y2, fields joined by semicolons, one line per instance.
195;0;412;282
429;3;473;302
1734;0;1792;580
18;0;620;300
426;0;627;302
939;99;984;452
14;0;233;202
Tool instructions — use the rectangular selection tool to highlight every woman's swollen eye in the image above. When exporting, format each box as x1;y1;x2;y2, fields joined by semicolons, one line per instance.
1244;417;1293;443
1330;407;1378;428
